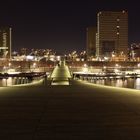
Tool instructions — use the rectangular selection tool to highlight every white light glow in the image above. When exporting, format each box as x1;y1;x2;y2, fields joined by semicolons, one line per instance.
83;67;88;73
27;55;34;60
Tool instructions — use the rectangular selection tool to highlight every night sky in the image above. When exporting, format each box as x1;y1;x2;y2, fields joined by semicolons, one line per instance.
0;0;140;54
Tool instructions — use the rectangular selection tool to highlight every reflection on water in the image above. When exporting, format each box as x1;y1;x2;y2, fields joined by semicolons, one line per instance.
1;77;140;89
92;78;140;90
135;78;140;89
0;77;32;86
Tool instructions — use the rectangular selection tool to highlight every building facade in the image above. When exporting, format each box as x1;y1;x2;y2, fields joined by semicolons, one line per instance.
0;27;12;59
96;11;128;59
130;43;140;60
86;27;97;58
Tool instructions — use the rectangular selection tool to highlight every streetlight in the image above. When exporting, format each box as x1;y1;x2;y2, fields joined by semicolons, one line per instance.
138;63;140;68
8;63;11;67
33;63;36;72
115;64;119;67
103;66;106;73
3;66;6;73
8;63;12;72
83;64;88;73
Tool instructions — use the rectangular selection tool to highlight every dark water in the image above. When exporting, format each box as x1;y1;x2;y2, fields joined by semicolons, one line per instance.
0;77;33;86
90;78;140;90
1;77;140;90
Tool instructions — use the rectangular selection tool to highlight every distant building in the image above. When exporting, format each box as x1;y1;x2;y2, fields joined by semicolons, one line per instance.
86;27;97;58
20;48;28;56
130;43;140;59
0;27;12;59
96;11;128;59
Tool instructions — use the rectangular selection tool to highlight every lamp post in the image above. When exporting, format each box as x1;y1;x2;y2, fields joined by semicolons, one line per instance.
83;64;88;73
8;62;11;67
8;63;11;72
33;62;36;72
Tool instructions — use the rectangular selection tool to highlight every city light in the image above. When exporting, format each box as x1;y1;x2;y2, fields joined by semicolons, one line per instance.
26;55;34;60
8;63;11;67
82;64;88;73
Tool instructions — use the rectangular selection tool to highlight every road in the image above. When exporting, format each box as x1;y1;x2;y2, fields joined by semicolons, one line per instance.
50;61;71;85
0;66;140;139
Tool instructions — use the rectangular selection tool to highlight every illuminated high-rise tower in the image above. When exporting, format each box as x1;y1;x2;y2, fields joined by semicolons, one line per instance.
86;27;97;58
96;11;128;58
0;27;12;59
